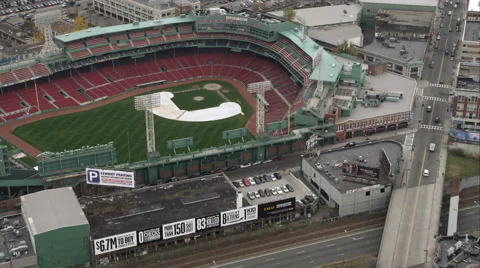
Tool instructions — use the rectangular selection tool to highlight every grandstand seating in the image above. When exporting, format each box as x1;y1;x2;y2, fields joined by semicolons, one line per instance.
0;51;302;123
30;64;51;77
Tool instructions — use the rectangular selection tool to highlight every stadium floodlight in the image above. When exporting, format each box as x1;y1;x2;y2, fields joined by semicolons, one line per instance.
311;48;325;100
247;81;272;135
34;10;62;57
134;93;162;153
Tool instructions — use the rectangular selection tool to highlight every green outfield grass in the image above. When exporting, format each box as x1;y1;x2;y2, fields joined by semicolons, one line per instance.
13;80;253;163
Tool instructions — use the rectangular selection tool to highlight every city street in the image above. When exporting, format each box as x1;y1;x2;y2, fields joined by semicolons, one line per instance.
217;227;383;268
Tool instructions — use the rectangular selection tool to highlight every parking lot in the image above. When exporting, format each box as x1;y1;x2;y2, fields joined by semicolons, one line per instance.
232;170;317;206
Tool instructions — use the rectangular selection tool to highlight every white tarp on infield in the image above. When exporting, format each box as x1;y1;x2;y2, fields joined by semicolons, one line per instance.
151;92;243;122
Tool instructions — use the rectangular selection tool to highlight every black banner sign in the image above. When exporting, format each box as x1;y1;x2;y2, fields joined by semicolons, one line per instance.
137;227;162;244
195;214;221;232
258;197;296;218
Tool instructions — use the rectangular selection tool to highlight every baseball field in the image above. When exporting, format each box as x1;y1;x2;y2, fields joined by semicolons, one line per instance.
12;80;253;163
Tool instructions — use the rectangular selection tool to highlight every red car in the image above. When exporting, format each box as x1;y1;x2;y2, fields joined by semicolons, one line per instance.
242;178;251;187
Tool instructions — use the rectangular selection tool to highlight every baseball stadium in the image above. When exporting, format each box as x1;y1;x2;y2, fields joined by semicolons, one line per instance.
0;8;414;193
0;7;418;267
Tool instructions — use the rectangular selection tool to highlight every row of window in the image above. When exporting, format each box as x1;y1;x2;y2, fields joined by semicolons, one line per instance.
455;112;478;119
335;112;410;132
457;95;479;102
456;103;478;112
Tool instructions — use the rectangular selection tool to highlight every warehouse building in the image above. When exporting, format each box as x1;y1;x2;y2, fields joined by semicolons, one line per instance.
360;0;438;27
20;187;91;268
301;141;401;217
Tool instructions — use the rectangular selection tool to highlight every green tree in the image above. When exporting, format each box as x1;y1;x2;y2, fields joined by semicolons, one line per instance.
333;40;357;56
73;16;89;31
283;7;296;21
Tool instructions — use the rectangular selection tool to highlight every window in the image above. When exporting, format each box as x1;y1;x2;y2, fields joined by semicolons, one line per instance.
457;95;465;101
366;191;371;196
381;188;385;193
457;103;464;110
455;112;463;117
467;104;477;112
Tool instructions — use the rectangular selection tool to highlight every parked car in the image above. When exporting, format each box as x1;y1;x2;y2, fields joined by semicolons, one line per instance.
243;178;251;187
254;177;262;185
274;186;283;194
258;189;265;197
273;172;282;180
272;188;278;195
344;142;357;148
248;192;255;200
305;195;315;203
286;184;294;192
265;188;272;196
265;175;272;182
259;176;266;183
254;192;261;199
248;177;256;185
281;185;289;193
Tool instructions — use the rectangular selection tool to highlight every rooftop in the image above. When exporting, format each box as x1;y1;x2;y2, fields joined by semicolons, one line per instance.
268;4;361;27
375;10;433;29
468;0;480;12
463;21;480;42
0;214;37;264
308;25;363;47
361;38;427;63
54;16;195;43
0;169;41;181
310;49;344;82
306;141;401;193
83;174;237;238
337;72;415;123
21;187;88;235
359;0;438;7
435;235;480;268
278;30;325;59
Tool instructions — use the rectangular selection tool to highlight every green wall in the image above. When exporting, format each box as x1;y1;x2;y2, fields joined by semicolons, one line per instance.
35;224;91;268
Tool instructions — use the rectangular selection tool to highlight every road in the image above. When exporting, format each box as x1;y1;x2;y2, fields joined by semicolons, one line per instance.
378;2;465;268
216;228;383;268
439;206;480;235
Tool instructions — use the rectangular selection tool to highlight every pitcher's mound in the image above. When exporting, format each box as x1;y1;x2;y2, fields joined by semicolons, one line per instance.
193;96;204;101
204;83;222;91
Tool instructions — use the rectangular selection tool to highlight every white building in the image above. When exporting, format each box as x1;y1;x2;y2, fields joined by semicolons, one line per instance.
93;0;201;22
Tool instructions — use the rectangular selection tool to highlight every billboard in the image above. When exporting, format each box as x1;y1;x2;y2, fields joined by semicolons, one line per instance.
342;163;380;179
86;168;135;188
137;227;162;245
94;231;137;256
449;129;480;144
162;218;196;240
195;214;221;232
220;205;258;227
258;198;296;218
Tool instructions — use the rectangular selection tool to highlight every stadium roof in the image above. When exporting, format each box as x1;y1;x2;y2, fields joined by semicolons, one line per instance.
54;16;194;43
21;187;89;235
359;0;437;7
269;5;361;27
84;175;237;238
310;50;344;82
279;30;321;58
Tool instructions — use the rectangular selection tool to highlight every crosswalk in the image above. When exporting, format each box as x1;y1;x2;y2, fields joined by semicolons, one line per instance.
423;96;449;102
420;124;444;131
429;83;452;89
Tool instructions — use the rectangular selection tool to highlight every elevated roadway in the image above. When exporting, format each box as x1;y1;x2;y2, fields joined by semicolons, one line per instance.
377;2;465;267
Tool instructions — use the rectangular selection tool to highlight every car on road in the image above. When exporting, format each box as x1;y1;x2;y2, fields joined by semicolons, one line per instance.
449;27;452;32
440;23;444;28
427;105;432;112
344;142;357;148
439;80;444;84
437;35;441;40
448;10;452;16
434;117;440;123
423;169;430;177
445;50;449;55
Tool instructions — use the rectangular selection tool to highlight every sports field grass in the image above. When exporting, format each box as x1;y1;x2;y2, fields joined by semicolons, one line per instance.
13;80;253;163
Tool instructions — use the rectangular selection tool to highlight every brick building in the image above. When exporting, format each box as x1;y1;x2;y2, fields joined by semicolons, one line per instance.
452;89;480;131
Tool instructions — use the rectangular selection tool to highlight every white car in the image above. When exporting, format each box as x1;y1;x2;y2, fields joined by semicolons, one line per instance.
272;188;278;195
248;192;255;200
423;169;430;177
254;192;261;199
275;186;283;194
247;177;256;185
282;185;289;193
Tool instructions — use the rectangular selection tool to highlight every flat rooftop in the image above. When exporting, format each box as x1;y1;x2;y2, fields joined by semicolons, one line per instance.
269;4;361;27
376;10;433;27
463;21;480;42
435;235;480;268
308;25;363;47
0;214;36;264
359;0;437;7
338;72;415;123
361;38;427;63
468;0;480;12
83;174;237;239
306;141;402;193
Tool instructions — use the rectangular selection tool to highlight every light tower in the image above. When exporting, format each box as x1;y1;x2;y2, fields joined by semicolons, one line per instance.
248;81;272;135
134;93;162;155
311;48;324;99
34;10;62;57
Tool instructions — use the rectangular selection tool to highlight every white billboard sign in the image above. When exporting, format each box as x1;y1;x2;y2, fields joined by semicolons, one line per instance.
86;168;135;188
220;205;258;227
162;218;196;240
94;231;137;256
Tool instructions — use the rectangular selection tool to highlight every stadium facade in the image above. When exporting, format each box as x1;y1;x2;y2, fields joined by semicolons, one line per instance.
0;9;414;195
